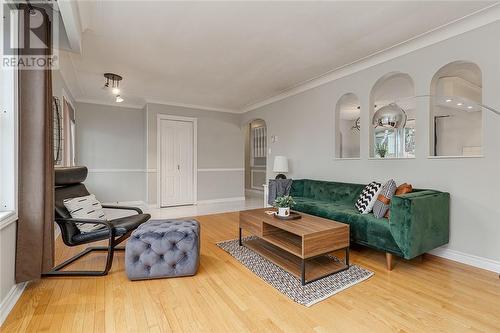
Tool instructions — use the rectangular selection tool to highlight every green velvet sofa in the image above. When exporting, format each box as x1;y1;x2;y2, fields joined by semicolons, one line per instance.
289;179;450;268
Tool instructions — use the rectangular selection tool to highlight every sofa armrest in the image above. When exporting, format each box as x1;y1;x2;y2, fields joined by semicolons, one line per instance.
389;190;450;259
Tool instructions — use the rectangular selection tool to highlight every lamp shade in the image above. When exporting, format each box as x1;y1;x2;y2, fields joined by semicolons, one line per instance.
273;156;288;173
372;103;407;129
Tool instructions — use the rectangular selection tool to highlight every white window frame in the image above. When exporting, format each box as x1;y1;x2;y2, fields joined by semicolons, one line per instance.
0;4;19;228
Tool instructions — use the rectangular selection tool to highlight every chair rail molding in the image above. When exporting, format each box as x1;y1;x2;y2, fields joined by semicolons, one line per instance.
87;169;147;173
87;168;244;173
197;168;244;172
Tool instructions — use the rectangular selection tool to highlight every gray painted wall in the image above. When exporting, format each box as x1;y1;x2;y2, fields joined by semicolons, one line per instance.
75;102;147;203
146;103;244;204
242;22;500;263
74;102;245;204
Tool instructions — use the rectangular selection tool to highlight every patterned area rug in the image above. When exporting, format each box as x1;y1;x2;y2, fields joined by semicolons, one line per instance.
217;237;374;307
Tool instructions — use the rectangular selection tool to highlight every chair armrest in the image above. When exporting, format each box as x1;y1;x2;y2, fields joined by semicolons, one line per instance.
101;205;143;214
389;190;450;259
55;218;116;246
56;217;113;229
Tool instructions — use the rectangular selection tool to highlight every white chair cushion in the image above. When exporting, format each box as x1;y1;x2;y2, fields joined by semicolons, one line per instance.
63;194;107;233
355;181;383;214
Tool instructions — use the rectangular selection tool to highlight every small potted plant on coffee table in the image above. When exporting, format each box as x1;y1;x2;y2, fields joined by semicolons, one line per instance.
273;195;296;218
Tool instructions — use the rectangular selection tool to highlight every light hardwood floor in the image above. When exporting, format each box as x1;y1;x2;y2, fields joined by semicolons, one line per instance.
2;212;500;332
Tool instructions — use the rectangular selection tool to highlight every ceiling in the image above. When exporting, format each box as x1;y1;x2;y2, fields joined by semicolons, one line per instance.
59;1;496;112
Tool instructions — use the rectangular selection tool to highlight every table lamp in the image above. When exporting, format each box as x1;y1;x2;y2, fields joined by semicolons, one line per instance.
273;156;288;179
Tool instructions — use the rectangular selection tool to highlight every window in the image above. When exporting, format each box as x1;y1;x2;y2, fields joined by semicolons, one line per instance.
335;93;360;158
430;61;482;157
0;5;18;222
370;72;415;158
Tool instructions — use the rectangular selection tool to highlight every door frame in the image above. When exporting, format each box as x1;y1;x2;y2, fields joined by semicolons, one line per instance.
156;114;198;208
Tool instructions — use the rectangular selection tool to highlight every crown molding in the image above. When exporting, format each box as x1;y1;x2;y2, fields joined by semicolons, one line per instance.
74;97;240;114
145;98;239;114
74;97;145;110
240;4;500;113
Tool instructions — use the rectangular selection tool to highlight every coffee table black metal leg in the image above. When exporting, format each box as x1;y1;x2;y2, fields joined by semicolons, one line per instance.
301;259;306;286
239;227;242;246
301;247;350;286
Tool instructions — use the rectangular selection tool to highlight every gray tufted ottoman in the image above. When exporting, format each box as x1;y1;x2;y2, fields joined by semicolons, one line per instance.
125;219;200;280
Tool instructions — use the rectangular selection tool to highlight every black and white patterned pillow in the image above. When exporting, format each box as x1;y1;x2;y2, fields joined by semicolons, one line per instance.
372;179;397;218
63;194;107;233
355;182;382;214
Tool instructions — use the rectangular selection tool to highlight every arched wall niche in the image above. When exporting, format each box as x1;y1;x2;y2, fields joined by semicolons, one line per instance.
335;93;361;159
369;72;416;158
244;119;267;191
429;61;482;157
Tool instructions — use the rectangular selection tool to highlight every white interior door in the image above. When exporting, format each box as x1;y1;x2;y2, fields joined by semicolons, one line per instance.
159;118;195;207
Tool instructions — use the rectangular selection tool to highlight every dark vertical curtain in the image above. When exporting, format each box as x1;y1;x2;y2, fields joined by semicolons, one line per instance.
15;5;55;283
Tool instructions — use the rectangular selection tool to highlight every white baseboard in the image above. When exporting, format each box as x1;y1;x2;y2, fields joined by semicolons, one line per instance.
428;247;500;274
197;197;246;205
0;282;27;326
245;189;264;196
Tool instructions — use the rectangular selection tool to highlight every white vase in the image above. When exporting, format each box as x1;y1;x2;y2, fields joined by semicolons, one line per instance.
277;207;290;217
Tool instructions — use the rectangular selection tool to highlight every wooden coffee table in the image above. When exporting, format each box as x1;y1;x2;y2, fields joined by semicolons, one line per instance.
239;208;350;285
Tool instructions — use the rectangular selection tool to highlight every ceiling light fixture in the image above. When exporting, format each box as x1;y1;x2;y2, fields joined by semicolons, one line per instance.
467;106;473;109
457;102;463;106
103;73;124;103
445;99;452;102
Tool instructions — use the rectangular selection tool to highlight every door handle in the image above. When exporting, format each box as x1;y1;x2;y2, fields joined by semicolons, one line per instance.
177;164;180;171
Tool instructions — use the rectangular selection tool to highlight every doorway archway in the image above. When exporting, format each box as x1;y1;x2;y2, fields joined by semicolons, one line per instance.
244;119;267;196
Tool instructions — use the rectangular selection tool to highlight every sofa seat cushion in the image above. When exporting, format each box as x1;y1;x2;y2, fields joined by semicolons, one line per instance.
293;197;402;255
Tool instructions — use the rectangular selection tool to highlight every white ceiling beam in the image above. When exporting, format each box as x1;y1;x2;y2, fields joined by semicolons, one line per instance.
58;0;82;53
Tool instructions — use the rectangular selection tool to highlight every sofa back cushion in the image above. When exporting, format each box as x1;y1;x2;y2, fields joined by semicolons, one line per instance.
290;179;365;204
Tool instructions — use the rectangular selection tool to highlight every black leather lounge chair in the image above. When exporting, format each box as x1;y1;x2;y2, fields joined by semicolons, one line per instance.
42;166;151;277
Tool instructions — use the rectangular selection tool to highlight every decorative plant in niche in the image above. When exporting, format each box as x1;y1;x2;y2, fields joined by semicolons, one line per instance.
273;195;296;208
376;142;388;158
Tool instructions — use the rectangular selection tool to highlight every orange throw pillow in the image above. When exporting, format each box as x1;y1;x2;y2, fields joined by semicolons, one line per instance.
384;183;413;218
395;183;413;196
